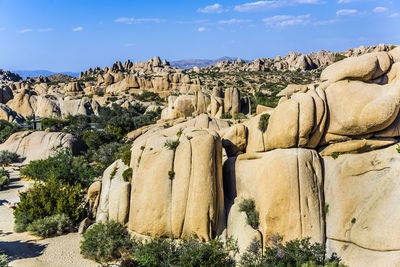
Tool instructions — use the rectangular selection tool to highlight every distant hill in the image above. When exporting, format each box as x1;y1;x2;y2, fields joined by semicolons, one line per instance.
170;57;247;69
12;70;79;79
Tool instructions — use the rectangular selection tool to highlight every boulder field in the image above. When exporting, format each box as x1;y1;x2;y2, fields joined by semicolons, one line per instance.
88;47;400;266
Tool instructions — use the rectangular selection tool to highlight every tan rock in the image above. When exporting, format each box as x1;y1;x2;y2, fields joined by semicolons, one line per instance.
232;149;324;246
319;138;397;156
220;124;247;157
324;144;400;266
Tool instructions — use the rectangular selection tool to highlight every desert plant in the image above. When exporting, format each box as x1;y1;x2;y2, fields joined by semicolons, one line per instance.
0;168;10;190
121;149;132;166
0;120;22;143
0;150;20;166
122;168;133;182
258;113;270;133
164;139;180;152
331;152;340;159
221;112;232;119
0;254;8;267
40;117;68;131
80;221;133;263
27;214;72;237
240;236;346;267
14;179;85;232
334;53;347;62
239;198;260;229
324;204;329;215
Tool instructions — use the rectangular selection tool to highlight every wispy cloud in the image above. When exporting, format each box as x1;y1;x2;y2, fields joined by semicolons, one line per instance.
373;7;388;13
38;28;53;32
336;9;358;16
234;0;324;12
115;17;162;24
313;19;340;25
176;19;211;24
338;0;354;3
389;13;399;18
19;29;32;33
198;27;206;32
218;19;252;24
198;3;227;14
125;43;135;47
263;14;311;27
72;26;83;31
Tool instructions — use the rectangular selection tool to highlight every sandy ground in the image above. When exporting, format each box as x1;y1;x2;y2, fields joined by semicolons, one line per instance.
0;168;97;267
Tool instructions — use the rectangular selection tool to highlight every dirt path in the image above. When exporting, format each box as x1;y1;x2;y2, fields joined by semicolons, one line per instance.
0;168;97;267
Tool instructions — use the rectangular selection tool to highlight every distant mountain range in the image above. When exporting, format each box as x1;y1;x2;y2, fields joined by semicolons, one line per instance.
9;57;245;79
12;70;79;79
170;57;247;69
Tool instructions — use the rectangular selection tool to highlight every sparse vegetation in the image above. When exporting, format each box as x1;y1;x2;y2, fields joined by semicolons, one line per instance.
0;168;10;190
0;254;8;267
351;218;356;224
122;168;133;182
0;120;22;143
258;113;270;133
331;152;340;159
324;204;329;215
164;138;180;152
121;149;132;166
0;151;20;167
239;198;260;229
334;53;347;62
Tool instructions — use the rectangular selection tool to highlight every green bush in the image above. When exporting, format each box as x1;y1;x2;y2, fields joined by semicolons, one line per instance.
164;139;180;152
14;179;85;232
334;53;347;62
0;150;20;166
27;214;72;237
0;168;10;190
20;149;100;188
122;168;133;182
0;254;8;267
121;149;132;166
80;221;133;263
133;90;164;103
40;117;68;131
258;113;270;133
239;198;259;229
240;236;346;267
0;120;21;143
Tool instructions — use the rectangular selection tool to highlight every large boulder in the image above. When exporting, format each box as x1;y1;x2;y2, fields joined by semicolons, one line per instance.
0;104;25;124
128;128;225;241
96;160;130;224
226;149;324;247
324;144;400;266
0;131;84;163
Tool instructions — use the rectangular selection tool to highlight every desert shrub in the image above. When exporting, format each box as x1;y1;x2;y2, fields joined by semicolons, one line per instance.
239;198;260;229
0;120;21;143
40;117;68;131
0;254;8;267
20;149;100;188
0;168;10;190
240;236;346;267
87;142;125;169
133;90;164;103
334;53;347;62
164;139;180;152
27;214;72;237
14;179;85;232
0;150;20;166
121;150;132;166
80;221;133;263
128;237;237;267
258;113;270;133
390;45;397;50
233;113;247;120
331;152;340;159
63;114;92;139
122;168;133;182
220;112;232;119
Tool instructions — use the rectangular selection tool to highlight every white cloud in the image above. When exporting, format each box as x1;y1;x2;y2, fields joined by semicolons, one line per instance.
218;19;252;24
115;17;162;24
72;26;83;31
336;9;358;16
389;13;399;18
314;19;340;25
338;0;354;3
198;3;227;14
263;14;311;27
234;0;324;12
198;27;206;32
234;1;282;12
373;7;388;13
19;29;32;33
38;28;53;32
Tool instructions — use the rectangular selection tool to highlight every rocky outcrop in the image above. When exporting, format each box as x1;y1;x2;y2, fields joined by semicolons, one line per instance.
225;149;324;247
0;131;84;163
0;103;25;124
128;128;225;241
324;144;400;266
96;160;130;224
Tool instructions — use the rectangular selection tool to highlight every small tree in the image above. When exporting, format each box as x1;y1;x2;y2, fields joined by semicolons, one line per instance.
0;150;20;167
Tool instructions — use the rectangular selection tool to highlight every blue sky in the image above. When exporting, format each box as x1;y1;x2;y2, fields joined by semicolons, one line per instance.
0;0;399;72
